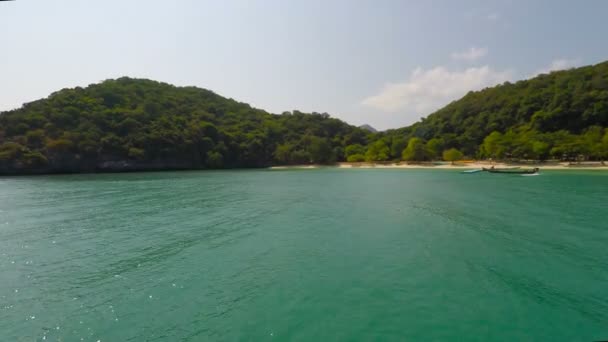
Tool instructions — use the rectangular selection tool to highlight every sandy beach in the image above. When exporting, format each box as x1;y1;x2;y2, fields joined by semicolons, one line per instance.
270;161;608;170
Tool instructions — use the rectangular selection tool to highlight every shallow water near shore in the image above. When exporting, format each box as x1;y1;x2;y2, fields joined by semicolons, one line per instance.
1;169;607;341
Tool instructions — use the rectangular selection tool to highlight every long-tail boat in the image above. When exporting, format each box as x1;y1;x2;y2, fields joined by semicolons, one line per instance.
482;167;539;174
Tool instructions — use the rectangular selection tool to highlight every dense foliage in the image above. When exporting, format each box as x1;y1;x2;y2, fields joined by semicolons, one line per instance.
1;61;608;174
0;78;370;173
375;61;608;161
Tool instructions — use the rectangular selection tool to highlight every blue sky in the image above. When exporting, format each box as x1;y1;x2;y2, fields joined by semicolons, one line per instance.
1;0;608;130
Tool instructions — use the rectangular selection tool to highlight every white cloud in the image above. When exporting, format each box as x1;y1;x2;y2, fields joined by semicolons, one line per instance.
450;47;488;62
534;58;581;76
361;66;513;120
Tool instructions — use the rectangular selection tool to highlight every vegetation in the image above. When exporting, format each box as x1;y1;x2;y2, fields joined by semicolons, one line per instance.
365;140;390;162
1;61;607;174
443;148;464;164
375;60;608;162
401;138;428;162
0;78;370;173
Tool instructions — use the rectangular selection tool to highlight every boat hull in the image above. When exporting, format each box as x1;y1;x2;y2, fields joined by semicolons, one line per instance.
482;167;539;174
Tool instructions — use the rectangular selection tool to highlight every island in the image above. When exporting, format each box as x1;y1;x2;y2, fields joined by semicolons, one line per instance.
1;61;607;175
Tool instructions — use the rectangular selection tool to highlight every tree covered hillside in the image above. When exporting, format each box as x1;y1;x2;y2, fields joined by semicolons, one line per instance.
0;78;369;173
372;61;608;161
1;61;608;174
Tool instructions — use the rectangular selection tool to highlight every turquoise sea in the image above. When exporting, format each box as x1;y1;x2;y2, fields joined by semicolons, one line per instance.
0;169;607;341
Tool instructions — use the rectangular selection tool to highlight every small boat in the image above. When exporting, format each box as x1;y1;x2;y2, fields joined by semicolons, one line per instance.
462;169;482;173
486;166;521;170
482;167;539;174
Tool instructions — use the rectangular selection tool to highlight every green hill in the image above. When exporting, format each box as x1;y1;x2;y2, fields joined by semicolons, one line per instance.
0;78;369;174
373;61;608;161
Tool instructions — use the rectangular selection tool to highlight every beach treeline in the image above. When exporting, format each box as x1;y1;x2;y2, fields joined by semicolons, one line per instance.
1;62;607;173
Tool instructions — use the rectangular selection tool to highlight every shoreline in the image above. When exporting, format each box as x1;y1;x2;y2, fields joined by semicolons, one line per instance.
270;162;608;171
2;162;606;176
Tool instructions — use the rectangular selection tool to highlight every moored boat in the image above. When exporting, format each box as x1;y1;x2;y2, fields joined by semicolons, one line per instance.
482;167;539;174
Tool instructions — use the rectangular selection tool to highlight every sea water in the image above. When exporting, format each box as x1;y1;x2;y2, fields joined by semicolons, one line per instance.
0;169;606;341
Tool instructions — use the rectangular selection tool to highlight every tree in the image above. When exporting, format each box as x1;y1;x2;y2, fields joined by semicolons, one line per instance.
549;131;582;161
481;131;504;159
21;151;48;168
531;141;550;161
26;129;45;149
308;137;334;164
426;138;444;160
46;138;74;154
390;137;407;160
345;144;366;158
365;140;390;162
601;131;608;163
333;146;344;161
274;144;292;164
206;151;224;168
442;148;464;164
401;138;428;162
99;134;126;156
128;147;145;160
291;150;311;164
582;126;605;160
346;154;365;162
0;142;26;164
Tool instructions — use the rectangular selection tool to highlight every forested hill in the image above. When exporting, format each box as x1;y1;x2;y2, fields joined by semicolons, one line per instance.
0;78;369;174
1;61;608;174
378;61;608;160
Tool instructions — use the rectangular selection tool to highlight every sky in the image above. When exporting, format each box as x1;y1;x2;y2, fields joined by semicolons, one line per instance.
1;0;608;130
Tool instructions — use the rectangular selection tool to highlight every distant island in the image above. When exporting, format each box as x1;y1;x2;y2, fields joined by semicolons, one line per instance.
1;61;607;175
359;124;378;133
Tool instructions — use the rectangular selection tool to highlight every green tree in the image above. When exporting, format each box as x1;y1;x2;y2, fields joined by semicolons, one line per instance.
549;131;582;161
442;148;464;164
46;138;74;154
128;147;145;160
101;133;129;156
481;131;504;159
206;151;224;168
308;137;334;164
582;126;604;160
0;142;26;163
365;140;390;162
21;151;48;168
531;141;550;161
401;138;428;162
345;144;366;158
426;138;444;160
600;131;608;163
346;154;366;162
390;137;407;160
26;129;45;149
274;144;292;164
291;150;311;164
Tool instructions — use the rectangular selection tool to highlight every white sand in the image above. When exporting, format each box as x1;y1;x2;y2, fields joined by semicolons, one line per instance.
269;165;319;170
271;162;608;170
337;162;608;170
